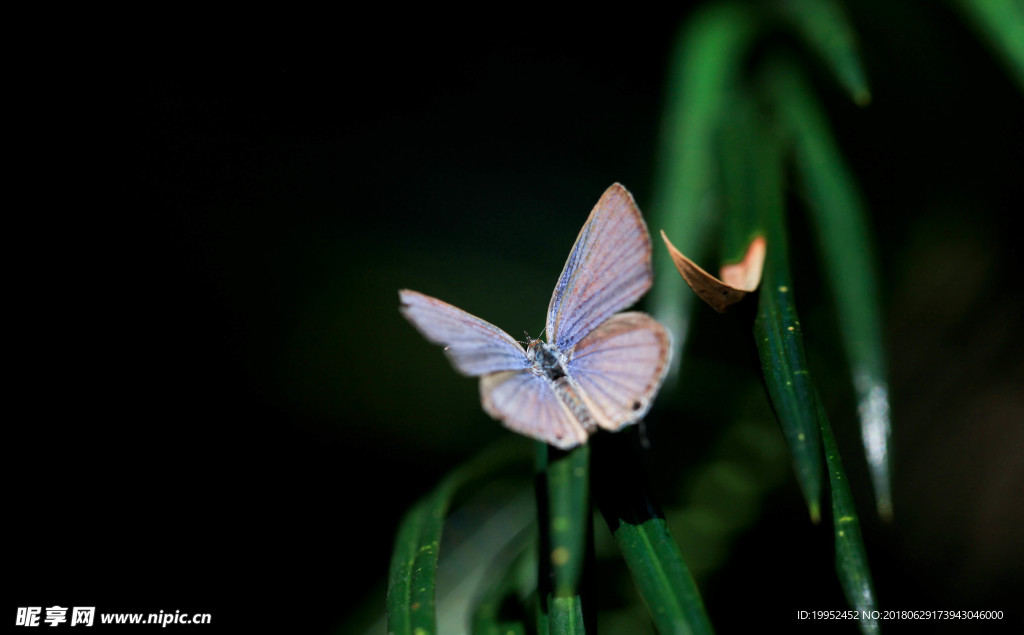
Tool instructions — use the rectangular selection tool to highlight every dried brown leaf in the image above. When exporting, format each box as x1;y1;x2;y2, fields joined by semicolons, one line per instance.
660;231;766;313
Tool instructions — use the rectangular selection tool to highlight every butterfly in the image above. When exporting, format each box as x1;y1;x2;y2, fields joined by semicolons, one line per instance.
399;184;671;449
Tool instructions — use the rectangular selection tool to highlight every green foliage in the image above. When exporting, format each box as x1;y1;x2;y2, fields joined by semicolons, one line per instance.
592;434;713;635
470;537;536;635
775;0;871;104
817;392;879;634
747;131;826;523
386;443;530;634
955;0;1024;90
538;444;592;631
766;58;893;517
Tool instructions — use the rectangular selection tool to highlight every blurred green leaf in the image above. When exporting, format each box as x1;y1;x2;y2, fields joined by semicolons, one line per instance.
542;444;590;596
817;393;879;633
717;93;768;263
766;58;892;519
955;0;1024;91
475;621;526;635
668;411;791;581
774;0;872;104
386;442;530;635
650;1;760;384
471;535;536;635
592;434;713;635
548;597;586;634
538;443;591;633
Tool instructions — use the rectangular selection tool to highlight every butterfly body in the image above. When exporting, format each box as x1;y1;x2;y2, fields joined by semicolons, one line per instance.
400;184;671;449
526;338;598;433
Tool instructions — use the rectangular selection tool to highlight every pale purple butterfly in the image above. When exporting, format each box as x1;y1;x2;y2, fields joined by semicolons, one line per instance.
399;184;671;449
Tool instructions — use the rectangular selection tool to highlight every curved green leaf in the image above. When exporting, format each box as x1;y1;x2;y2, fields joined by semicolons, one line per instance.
386;442;530;635
592;434;713;635
755;253;824;522
766;58;892;519
774;0;872;104
817;394;879;634
955;0;1024;91
732;107;823;522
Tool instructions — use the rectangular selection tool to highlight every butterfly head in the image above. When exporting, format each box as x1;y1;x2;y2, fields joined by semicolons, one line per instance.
526;338;567;381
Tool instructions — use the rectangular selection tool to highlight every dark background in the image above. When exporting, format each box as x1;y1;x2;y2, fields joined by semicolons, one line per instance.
10;3;1023;633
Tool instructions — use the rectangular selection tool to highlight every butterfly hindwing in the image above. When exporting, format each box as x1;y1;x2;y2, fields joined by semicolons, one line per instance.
567;312;671;431
480;370;588;449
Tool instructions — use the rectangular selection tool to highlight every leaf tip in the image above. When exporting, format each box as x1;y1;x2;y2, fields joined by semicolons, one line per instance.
810;501;822;525
877;497;893;523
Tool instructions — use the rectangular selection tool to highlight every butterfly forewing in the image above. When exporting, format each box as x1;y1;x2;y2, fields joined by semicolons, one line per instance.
399;290;529;376
480;370;588;449
546;184;654;351
567;312;671;431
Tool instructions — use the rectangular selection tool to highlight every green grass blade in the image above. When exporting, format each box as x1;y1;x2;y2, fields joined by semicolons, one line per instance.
543;444;590;597
548;597;586;634
766;59;892;519
537;443;591;633
817;394;879;633
955;0;1024;91
534;591;549;635
387;499;435;635
592;434;713;635
649;1;760;384
386;442;530;635
717;94;767;264
739;108;823;522
774;0;872;104
755;247;824;522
